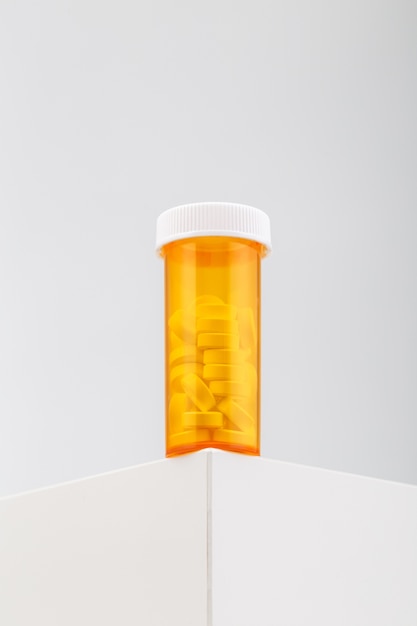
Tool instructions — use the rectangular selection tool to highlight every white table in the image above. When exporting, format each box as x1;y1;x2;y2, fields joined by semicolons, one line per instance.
1;450;416;625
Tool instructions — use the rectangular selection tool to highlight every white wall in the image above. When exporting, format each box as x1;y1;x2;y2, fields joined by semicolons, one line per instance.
0;0;416;496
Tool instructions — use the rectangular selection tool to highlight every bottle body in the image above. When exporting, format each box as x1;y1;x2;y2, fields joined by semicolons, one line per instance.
162;236;265;456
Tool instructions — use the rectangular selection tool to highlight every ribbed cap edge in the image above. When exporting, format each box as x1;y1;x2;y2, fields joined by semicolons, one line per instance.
156;202;272;253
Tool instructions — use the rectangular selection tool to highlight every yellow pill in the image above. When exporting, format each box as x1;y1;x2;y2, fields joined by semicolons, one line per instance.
209;380;250;397
233;394;257;419
170;331;182;350
197;333;239;350
238;307;256;351
212;429;256;447
203;364;246;382
193;295;224;307
196;304;237;320
170;345;203;367
181;372;216;411
217;397;256;432
170;363;203;392
183;411;223;429
168;393;194;433
168;309;197;343
245;363;258;394
169;429;211;448
203;349;249;365
197;318;239;334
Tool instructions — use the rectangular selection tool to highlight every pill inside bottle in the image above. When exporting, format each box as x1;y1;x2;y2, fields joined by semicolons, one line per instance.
156;203;271;457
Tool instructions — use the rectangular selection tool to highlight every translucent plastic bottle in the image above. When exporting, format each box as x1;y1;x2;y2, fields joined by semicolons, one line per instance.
156;203;271;457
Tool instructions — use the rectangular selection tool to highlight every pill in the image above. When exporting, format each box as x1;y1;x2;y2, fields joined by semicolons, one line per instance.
168;393;195;433
212;429;256;447
222;415;240;431
197;333;239;350
197;318;239;334
209;380;250;397
238;307;256;351
245;363;258;393
170;331;182;350
168;309;197;343
203;349;249;365
183;411;223;429
232;394;257;419
170;345;203;367
217;397;256;432
169;429;211;448
203;364;246;382
181;372;216;411
170;363;203;391
193;295;224;306
196;304;237;320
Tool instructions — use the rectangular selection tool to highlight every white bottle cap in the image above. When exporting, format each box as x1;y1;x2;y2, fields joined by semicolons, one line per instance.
156;202;272;254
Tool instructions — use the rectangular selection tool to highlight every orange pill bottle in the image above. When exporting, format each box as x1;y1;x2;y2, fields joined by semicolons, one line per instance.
156;203;271;457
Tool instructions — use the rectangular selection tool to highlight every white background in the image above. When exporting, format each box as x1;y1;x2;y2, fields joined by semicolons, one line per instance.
0;0;416;496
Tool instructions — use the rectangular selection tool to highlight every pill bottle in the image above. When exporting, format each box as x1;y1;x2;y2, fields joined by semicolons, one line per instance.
156;203;271;457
